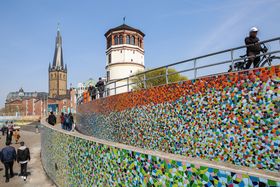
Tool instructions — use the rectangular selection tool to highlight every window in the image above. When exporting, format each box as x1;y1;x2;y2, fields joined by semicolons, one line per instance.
107;37;112;48
119;35;123;44
138;38;140;47
108;54;111;64
131;36;135;45
114;36;119;45
126;35;130;44
106;71;110;81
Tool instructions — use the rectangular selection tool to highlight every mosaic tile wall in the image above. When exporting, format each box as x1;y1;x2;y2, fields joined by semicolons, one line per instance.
41;125;280;187
77;66;280;172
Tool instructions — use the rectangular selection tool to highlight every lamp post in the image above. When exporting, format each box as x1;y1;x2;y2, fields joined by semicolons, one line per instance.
18;88;24;116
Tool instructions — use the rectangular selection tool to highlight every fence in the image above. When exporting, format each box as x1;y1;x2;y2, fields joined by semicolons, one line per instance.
78;37;280;104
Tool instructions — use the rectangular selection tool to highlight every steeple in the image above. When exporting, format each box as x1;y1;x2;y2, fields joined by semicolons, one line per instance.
52;24;64;69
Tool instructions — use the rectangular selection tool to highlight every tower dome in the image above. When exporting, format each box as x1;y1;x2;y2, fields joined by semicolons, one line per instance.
105;23;145;95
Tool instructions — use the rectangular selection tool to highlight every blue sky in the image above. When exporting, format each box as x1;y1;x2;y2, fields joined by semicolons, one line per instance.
0;0;279;107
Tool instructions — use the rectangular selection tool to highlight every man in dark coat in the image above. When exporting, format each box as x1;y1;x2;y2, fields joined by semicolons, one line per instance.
17;141;30;181
0;141;17;183
88;85;97;100
47;111;56;126
95;77;105;98
244;27;266;69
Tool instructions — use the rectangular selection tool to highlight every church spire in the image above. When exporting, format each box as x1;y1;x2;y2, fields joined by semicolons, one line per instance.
52;24;64;69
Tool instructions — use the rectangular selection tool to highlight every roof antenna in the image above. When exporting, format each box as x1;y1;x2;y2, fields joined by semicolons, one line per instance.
123;16;126;25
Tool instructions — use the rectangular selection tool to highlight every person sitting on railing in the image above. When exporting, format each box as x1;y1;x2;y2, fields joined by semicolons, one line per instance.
244;27;267;69
95;77;105;98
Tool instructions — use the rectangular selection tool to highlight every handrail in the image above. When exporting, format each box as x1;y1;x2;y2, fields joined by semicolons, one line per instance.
107;37;280;84
77;37;280;104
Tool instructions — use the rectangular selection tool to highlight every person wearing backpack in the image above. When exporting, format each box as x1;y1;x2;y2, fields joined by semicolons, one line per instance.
17;141;30;181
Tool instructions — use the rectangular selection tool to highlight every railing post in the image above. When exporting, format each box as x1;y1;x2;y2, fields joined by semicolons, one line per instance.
127;78;129;92
114;82;116;95
231;49;234;71
165;66;169;84
143;73;147;89
194;59;197;79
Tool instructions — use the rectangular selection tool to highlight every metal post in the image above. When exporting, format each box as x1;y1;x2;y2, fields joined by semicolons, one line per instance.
143;73;147;89
231;49;234;71
127;78;130;92
194;59;197;79
114;82;116;95
165;66;169;84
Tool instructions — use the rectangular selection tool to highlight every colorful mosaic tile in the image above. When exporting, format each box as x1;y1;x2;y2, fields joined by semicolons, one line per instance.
77;66;280;172
41;125;280;187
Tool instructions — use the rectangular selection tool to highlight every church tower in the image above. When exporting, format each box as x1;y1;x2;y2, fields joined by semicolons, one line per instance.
48;27;67;98
104;23;145;95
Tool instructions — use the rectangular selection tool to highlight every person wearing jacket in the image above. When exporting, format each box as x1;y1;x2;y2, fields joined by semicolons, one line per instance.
95;77;105;98
0;141;16;183
17;141;30;181
244;27;267;69
47;111;56;126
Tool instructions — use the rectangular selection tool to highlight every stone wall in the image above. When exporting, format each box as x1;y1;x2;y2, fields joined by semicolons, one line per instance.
77;66;280;172
41;124;280;186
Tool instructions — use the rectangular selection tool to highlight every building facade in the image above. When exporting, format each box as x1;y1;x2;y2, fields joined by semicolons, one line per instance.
49;28;67;98
104;24;145;95
4;88;48;116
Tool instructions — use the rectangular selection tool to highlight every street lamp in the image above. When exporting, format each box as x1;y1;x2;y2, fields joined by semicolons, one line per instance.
18;88;24;116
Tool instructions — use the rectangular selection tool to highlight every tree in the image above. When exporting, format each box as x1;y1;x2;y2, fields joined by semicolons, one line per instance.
131;68;188;90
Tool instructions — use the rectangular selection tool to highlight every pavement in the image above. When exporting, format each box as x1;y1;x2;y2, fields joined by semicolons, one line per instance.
0;123;56;187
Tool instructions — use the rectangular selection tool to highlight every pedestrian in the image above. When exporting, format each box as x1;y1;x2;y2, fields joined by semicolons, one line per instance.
64;114;69;130
69;113;74;131
1;121;8;136
47;111;56;126
88;85;97;101
95;77;105;98
13;129;20;144
0;141;17;183
6;123;13;144
17;141;30;181
60;112;65;130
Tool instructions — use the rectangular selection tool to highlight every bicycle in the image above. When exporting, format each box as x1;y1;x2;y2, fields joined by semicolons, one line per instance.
228;44;280;72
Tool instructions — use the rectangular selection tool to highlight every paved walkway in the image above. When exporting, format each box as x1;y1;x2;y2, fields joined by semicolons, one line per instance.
0;124;55;187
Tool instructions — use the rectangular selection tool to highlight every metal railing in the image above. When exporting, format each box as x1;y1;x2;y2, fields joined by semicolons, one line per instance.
78;37;280;104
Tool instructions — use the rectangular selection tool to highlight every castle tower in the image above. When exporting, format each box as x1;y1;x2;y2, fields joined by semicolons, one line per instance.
49;27;67;98
104;23;145;95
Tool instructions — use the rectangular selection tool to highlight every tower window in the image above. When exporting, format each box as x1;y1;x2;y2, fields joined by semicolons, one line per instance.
131;36;135;45
106;71;110;81
138;38;140;47
119;35;123;44
126;35;130;44
108;54;111;64
114;36;119;45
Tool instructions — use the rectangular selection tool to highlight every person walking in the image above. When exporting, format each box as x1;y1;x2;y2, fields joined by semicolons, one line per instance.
6;123;13;144
47;111;56;126
13;129;20;144
17;141;30;181
1;121;8;136
64;114;69;130
60;112;65;130
0;141;17;183
95;77;105;98
69;113;74;131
